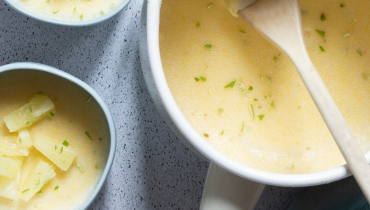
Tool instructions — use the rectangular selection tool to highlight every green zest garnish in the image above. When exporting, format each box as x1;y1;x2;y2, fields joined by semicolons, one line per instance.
86;96;92;102
36;178;40;185
343;32;350;37
22;189;30;193
80;15;83;19
248;86;253;90
218;108;224;113
29;106;32;113
85;131;93;140
196;22;200;28
73;7;76;13
240;122;244;134
204;44;212;50
266;77;271;84
60;147;63;154
99;138;102;141
271;102;275;108
315;29;325;38
75;163;84;172
49;112;54;116
55;186;59;190
258;115;265;121
274;57;277;62
55;145;58;150
254;98;258;101
95;164;101;169
340;3;345;8
53;10;59;14
200;76;207;82
241;90;248;96
101;10;105;15
220;130;224;135
320;13;326;22
239;30;246;34
249;104;255;119
224;80;236;88
203;134;209;138
195;77;200;81
36;190;43;195
319;45;325;52
297;106;301;109
49;163;53;166
19;138;22;144
62;140;69;147
208;3;213;8
26;121;31;125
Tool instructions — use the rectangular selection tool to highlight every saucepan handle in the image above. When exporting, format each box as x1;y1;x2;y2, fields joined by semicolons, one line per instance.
200;162;265;210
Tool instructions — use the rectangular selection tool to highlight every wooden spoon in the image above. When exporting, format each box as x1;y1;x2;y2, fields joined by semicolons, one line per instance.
236;0;370;202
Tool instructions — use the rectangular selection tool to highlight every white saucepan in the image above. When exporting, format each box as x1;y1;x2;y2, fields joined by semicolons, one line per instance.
139;0;370;209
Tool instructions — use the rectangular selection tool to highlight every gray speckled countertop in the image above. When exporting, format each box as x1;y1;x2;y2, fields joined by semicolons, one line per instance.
0;0;361;209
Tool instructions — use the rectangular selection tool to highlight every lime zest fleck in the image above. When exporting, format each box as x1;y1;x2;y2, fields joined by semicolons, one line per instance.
239;30;246;34
85;131;93;140
248;86;253;91
80;14;83;19
320;13;326;22
271;102;275;108
357;49;363;56
26;121;31;125
315;29;325;38
208;3;213;8
266;77;271;84
319;45;325;52
195;77;200;81
200;76;207;82
29;106;32;113
55;186;59;190
75;163;85;172
204;44;212;50
240;122;244;134
19;138;22;144
22;189;29;193
258;115;265;121
60;147;63;154
73;7;76;13
340;3;345;8
220;130;224;135
249;104;255;119
86;96;93;102
62;140;69;147
224;80;236;88
343;32;350;37
196;22;200;28
95;164;101;169
274;57;277;63
218;108;224;113
36;190;43;195
53;10;59;14
241;90;248;96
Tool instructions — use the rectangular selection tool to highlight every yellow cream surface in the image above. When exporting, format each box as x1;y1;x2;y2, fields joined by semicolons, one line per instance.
9;0;125;22
160;0;370;174
0;70;110;209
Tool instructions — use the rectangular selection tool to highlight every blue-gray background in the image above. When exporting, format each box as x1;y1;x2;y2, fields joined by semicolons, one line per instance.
0;0;363;209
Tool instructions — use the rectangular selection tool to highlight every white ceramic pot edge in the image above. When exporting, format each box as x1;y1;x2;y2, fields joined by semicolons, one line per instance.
143;0;370;187
0;62;117;210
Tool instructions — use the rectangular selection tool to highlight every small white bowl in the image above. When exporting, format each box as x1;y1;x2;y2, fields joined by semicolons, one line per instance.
4;0;131;26
0;62;117;209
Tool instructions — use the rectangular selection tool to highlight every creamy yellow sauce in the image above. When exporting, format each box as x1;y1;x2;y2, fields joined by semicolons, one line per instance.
9;0;126;22
0;70;110;209
160;0;370;174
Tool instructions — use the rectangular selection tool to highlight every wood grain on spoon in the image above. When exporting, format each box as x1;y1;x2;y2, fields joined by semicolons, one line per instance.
237;0;370;202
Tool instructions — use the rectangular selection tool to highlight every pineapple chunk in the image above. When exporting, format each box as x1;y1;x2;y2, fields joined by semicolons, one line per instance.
4;95;55;132
0;137;29;156
17;129;33;149
0;157;23;200
33;134;76;171
18;160;56;202
0;156;19;178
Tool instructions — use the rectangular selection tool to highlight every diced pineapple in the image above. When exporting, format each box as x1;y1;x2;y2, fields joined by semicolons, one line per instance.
0;156;19;178
18;160;56;202
4;95;55;132
33;134;76;171
0;137;29;156
16;129;33;149
0;157;23;200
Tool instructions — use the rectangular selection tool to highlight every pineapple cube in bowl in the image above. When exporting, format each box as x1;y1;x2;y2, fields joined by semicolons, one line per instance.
0;63;116;210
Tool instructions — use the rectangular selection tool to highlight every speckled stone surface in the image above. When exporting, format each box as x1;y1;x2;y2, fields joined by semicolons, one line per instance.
0;0;330;209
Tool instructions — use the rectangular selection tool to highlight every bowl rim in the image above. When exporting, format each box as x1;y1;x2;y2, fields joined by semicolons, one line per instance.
0;62;117;209
144;0;370;187
3;0;131;26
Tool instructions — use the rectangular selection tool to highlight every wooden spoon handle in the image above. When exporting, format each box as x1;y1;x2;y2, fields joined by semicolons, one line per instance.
291;50;370;202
